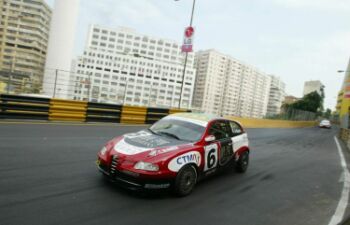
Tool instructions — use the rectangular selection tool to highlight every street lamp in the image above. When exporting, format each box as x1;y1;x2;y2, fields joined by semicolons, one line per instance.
338;70;350;73
176;0;196;109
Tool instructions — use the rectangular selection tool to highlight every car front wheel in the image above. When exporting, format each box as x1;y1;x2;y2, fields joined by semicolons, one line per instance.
174;165;197;197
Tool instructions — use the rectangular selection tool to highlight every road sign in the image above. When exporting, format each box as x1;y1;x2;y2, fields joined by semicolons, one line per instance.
182;26;195;53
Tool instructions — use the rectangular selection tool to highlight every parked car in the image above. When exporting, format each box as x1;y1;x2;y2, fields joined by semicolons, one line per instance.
96;113;250;196
319;119;331;129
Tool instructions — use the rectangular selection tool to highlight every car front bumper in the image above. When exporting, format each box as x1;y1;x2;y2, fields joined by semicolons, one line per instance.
97;161;172;190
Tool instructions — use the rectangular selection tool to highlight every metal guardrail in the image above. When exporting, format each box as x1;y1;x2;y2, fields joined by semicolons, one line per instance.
86;102;122;123
0;94;189;124
0;94;50;120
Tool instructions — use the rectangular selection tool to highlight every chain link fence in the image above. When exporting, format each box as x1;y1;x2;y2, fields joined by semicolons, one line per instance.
265;107;317;121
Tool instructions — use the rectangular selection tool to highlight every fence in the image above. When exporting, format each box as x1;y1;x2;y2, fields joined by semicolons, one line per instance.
0;94;190;124
0;68;192;110
265;107;317;121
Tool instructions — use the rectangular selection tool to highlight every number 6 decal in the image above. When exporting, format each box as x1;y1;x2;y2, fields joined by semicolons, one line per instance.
204;143;218;171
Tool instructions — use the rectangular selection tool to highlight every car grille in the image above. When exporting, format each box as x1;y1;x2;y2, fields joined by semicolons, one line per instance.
110;154;120;176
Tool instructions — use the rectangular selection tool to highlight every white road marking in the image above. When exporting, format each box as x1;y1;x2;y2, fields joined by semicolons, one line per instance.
328;136;350;225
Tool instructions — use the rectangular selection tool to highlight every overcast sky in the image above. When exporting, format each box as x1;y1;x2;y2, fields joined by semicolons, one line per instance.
46;0;350;109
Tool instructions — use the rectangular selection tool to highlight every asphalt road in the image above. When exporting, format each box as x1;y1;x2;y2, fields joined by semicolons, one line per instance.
0;122;347;225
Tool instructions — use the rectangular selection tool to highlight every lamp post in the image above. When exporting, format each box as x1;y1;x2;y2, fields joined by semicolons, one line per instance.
176;0;196;109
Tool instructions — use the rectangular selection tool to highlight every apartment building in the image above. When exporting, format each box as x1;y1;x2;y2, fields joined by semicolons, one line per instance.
70;25;196;108
266;75;285;116
303;80;323;96
193;49;271;118
0;0;51;93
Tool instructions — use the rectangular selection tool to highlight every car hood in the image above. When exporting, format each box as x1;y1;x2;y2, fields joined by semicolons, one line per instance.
113;129;191;155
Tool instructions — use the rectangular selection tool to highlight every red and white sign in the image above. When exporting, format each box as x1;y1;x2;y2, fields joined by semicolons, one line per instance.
182;26;195;53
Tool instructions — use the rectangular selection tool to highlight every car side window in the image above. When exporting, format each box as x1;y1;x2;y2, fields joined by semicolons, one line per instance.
229;121;243;136
208;121;231;140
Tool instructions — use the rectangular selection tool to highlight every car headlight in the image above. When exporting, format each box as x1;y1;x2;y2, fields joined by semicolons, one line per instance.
100;146;107;155
134;161;159;171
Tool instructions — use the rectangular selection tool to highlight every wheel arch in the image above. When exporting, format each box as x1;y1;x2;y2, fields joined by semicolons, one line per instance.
235;146;250;157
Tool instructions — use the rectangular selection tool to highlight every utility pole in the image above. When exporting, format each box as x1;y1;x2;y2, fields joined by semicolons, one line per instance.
7;58;15;94
53;69;58;98
87;73;91;102
123;80;128;105
177;0;196;109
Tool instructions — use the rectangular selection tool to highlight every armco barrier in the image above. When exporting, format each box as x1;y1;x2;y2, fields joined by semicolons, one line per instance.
49;99;87;122
169;108;190;114
0;94;191;124
225;116;317;128
121;105;147;124
86;102;121;123
0;94;50;120
145;107;169;124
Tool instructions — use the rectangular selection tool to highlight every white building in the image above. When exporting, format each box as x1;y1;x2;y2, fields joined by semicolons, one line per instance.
266;75;286;116
193;49;271;118
70;25;196;108
43;0;80;98
303;80;323;96
0;0;51;92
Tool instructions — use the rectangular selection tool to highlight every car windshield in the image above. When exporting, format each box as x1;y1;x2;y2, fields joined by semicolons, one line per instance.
149;119;205;142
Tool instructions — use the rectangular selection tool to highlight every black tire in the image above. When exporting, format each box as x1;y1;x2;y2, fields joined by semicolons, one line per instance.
174;165;197;197
236;151;249;173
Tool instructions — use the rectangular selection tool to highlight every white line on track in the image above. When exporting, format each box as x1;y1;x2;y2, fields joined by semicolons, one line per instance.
328;136;350;225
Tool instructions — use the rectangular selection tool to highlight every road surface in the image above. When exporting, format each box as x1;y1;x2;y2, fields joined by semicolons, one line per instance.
0;122;347;225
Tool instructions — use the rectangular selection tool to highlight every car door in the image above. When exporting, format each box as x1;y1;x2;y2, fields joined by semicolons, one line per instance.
229;121;248;153
206;120;234;168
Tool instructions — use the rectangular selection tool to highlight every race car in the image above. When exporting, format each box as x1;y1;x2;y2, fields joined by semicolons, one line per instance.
96;113;250;196
319;119;331;129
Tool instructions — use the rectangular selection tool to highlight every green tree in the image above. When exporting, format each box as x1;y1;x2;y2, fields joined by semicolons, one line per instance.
289;91;323;113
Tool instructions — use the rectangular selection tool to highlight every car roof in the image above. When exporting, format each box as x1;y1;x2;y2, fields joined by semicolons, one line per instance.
166;113;224;127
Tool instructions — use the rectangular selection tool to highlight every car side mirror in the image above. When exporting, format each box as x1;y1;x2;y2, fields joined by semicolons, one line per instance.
205;135;216;143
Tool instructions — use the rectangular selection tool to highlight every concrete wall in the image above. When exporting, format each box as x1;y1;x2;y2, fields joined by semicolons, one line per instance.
226;116;317;128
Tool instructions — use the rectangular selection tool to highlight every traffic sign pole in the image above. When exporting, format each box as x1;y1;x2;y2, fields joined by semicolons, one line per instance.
178;0;196;109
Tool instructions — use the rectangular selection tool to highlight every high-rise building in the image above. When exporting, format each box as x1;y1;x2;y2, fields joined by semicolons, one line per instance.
43;0;79;99
303;80;323;96
193;49;271;118
266;75;285;116
283;95;300;105
70;25;196;108
0;0;51;93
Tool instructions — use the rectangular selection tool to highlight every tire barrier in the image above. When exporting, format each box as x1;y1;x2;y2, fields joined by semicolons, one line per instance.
0;94;50;120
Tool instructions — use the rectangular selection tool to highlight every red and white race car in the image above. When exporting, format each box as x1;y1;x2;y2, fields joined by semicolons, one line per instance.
97;113;250;196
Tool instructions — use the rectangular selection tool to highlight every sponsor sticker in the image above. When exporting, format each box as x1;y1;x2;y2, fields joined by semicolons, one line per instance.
168;151;201;172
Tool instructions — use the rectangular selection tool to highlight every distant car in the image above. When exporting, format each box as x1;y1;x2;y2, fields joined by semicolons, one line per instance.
96;113;250;196
319;119;331;129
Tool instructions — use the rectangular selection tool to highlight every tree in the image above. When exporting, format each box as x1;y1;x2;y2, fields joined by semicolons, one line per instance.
288;91;323;113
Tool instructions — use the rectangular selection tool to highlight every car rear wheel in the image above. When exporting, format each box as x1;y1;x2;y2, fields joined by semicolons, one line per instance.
174;165;197;197
236;151;249;173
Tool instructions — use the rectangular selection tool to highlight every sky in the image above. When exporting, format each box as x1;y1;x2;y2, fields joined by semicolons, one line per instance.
46;0;350;109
